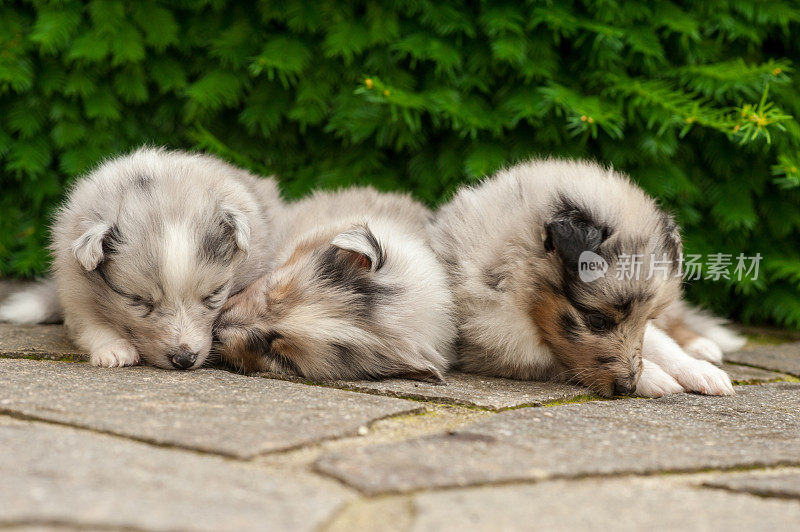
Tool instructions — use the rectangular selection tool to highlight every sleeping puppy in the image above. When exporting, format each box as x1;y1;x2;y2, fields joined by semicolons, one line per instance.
429;158;741;397
0;147;283;370
213;187;456;382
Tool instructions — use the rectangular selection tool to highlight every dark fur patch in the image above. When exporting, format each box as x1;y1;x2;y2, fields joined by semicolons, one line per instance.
612;290;653;316
544;197;609;273
315;247;396;318
613;296;635;316
201;211;239;263
545;218;605;272
362;227;386;271
440;254;459;270
558;312;582;343
331;342;356;369
552;196;611;240
100;224;122;257
133;174;152;191
482;266;505;291
246;330;301;375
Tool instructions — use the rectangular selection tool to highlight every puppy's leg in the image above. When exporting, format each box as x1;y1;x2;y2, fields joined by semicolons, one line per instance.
683;337;725;365
660;316;723;365
635;359;684;397
642;323;734;396
75;321;140;368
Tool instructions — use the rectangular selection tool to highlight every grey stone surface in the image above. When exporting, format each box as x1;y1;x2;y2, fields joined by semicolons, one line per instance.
0;323;86;361
723;362;790;383
268;371;591;410
0;416;349;531
704;472;800;499
316;383;800;494
727;342;800;377
0;359;421;458
409;477;800;531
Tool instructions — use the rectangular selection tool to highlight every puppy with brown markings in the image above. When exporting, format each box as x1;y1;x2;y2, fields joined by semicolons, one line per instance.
429;159;740;397
213;187;456;382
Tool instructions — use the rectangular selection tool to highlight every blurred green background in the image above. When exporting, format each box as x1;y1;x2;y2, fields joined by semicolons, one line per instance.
1;0;799;327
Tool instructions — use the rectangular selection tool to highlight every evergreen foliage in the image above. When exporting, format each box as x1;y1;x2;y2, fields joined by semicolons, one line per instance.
2;0;800;327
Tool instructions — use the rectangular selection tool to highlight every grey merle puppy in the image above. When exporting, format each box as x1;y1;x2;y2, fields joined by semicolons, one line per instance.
429;159;742;397
0;147;282;370
213;187;456;381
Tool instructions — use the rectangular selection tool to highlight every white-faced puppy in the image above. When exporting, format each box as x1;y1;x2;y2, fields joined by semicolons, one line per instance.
429;159;738;398
213;187;456;382
0;147;283;370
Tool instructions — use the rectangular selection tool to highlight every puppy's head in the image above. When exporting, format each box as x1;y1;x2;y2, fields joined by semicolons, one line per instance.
73;202;250;370
214;224;448;381
529;201;682;397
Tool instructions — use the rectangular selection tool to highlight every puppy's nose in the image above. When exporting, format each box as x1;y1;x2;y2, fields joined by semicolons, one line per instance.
170;345;198;370
613;380;636;396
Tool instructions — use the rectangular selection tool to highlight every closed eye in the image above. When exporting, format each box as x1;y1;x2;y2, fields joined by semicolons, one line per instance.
597;355;616;365
585;312;614;332
125;295;155;317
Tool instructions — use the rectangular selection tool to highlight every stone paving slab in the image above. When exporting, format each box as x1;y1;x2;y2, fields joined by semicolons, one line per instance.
722;362;791;383
408;477;800;531
0;323;86;361
315;383;800;494
704;472;800;500
1;323;788;407
263;365;773;411
0;416;349;531
726;342;800;377
0;359;422;458
261;371;591;410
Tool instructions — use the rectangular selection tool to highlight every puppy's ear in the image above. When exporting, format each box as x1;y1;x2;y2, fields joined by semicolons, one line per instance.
72;223;119;271
222;207;250;255
544;218;605;271
330;225;385;272
203;207;250;262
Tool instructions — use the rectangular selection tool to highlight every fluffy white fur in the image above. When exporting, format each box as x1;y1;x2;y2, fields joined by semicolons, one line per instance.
0;278;62;324
0;147;283;370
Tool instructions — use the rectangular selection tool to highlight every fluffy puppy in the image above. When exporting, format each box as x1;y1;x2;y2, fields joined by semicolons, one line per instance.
429;159;738;397
0;147;282;370
213;187;456;382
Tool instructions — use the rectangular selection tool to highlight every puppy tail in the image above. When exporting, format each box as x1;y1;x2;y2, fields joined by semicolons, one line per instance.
682;304;747;353
0;278;63;324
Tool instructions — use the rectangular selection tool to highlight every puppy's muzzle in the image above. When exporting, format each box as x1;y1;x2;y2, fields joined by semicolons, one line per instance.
170;345;198;370
612;380;636;396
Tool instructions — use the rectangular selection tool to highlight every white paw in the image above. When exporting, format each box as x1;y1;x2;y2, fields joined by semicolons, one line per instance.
684;337;724;365
91;339;140;368
673;359;734;396
636;360;685;398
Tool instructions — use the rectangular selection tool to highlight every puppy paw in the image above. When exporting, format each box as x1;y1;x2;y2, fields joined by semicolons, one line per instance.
684;337;724;365
673;359;734;396
91;339;140;368
636;360;685;398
